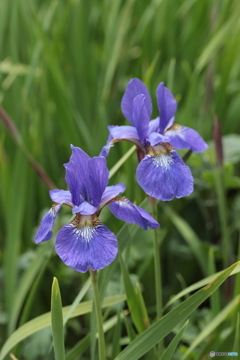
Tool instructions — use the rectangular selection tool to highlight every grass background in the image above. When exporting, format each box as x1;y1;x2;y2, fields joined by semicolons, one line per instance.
0;0;240;359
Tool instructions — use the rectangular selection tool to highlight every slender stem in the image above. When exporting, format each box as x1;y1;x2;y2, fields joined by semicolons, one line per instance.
151;200;163;356
89;269;105;360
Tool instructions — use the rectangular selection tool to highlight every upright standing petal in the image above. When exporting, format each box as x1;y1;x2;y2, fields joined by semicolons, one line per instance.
64;145;90;205
55;220;118;272
87;157;109;207
132;94;149;144
156;83;177;134
165;125;208;152
136;149;193;201
109;198;160;230
121;78;152;124
35;204;61;243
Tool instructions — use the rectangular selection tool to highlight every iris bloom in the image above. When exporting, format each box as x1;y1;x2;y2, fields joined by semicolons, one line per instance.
101;79;208;201
35;145;159;272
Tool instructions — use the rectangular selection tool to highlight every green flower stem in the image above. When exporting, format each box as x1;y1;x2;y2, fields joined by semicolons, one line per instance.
151;199;163;356
89;269;106;360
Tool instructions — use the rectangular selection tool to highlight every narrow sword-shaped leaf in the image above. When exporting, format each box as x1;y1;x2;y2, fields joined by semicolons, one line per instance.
51;278;65;360
114;262;239;360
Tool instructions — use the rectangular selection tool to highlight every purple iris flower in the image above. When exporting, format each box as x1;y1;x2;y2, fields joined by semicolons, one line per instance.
101;78;208;201
35;145;159;272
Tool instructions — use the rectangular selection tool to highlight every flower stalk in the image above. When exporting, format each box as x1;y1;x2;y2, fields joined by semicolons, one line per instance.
152;201;163;356
89;269;106;360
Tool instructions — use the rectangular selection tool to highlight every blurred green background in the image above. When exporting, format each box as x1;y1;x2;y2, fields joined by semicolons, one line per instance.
0;0;240;358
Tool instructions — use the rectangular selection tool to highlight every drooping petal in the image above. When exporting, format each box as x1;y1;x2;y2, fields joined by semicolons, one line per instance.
121;78;152;124
99;183;126;209
109;198;160;230
72;202;97;215
64;145;90;205
165;125;208;152
49;189;73;205
136;151;193;201
35;204;61;244
108;125;142;148
147;132;170;146
99;133;114;158
156;82;177;134
132;94;149;143
87;157;109;208
55;221;118;272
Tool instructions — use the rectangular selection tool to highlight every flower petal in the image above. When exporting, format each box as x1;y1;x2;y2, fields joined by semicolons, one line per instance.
132;94;149;143
165;125;208;152
55;221;118;272
72;202;97;215
108;125;142;148
136;151;193;201
99;184;126;209
109;199;160;230
148;117;160;134
64;145;90;205
121;78;152;124
49;189;73;205
147;132;170;146
87;157;109;208
35;204;61;243
99;133;114;158
156;82;177;134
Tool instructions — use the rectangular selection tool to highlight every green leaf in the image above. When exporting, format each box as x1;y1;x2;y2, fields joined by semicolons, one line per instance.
165;206;207;275
119;252;146;333
0;294;126;360
165;263;240;310
51;277;65;360
181;296;240;360
160;320;188;360
114;262;238;360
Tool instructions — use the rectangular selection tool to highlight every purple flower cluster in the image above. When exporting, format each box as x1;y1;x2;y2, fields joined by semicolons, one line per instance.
36;78;208;272
101;79;208;201
36;145;159;272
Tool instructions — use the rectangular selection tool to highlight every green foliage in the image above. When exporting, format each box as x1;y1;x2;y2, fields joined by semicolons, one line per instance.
1;0;240;359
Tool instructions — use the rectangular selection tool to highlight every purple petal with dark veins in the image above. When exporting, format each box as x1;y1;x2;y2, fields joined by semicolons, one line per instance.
87;157;109;208
99;184;126;209
72;202;97;215
147;132;170;146
156;83;177;134
49;189;73;205
35;204;61;243
64;145;90;205
165;126;208;152
121;78;152;123
136;151;193;201
55;222;118;272
109;199;160;230
132;94;149;143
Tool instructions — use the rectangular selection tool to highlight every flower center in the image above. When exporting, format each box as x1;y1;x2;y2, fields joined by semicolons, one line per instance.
147;142;174;171
71;214;100;242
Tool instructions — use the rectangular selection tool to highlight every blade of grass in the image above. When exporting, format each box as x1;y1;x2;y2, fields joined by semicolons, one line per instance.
160;320;188;360
114;262;239;360
180;296;240;360
0;294;126;360
51;278;65;360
